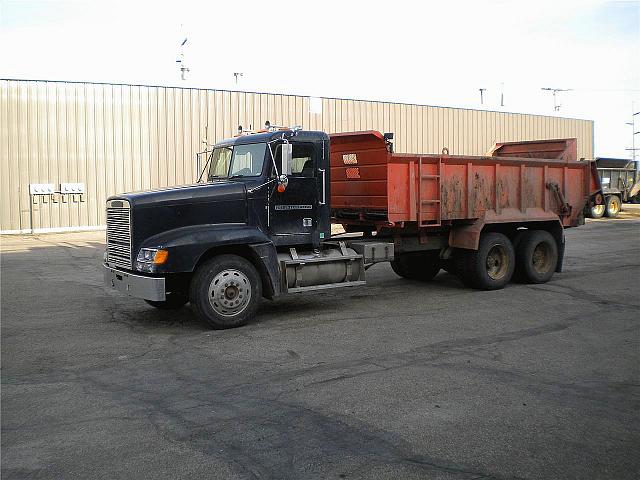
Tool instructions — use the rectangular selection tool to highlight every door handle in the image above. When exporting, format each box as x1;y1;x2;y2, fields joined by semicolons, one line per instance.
319;168;326;205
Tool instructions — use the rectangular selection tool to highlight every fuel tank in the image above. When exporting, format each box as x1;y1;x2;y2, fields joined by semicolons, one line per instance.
277;247;364;292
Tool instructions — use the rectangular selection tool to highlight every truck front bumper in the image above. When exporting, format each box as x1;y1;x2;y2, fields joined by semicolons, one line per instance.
103;264;166;301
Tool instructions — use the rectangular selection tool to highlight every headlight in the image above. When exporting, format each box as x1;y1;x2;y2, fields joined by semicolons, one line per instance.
135;248;169;272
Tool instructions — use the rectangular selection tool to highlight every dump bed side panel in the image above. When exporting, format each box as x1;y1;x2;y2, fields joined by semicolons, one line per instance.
330;131;389;214
387;155;595;227
330;132;602;230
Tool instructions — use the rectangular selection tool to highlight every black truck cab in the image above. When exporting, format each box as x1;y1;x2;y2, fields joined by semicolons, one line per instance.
104;129;365;328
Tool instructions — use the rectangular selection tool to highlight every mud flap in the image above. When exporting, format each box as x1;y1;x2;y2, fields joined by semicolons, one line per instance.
556;238;565;273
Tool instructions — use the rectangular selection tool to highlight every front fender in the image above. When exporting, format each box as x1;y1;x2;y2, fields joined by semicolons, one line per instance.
139;223;271;273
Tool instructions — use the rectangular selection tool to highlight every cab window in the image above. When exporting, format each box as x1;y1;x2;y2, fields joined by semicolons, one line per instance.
229;143;266;177
208;147;232;180
291;144;315;177
270;143;315;177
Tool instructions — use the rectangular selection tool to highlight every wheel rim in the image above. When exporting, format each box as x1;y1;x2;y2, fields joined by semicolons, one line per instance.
208;269;251;317
531;242;553;274
609;199;620;214
592;204;605;217
486;244;509;280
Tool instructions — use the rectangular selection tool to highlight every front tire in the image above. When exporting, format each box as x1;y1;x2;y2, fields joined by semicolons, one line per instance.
515;230;558;284
189;255;261;329
605;195;621;218
460;232;515;290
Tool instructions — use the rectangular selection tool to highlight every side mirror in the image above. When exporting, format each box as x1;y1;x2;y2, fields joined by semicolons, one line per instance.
282;143;293;176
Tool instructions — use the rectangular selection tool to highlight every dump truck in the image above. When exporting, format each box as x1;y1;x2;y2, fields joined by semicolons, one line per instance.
103;128;603;328
585;157;640;218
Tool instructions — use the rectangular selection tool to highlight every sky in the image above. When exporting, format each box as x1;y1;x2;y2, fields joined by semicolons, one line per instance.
1;0;638;158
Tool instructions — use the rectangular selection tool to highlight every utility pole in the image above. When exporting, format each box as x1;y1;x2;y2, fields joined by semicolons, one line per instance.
541;87;572;112
479;88;486;105
233;72;244;85
625;105;640;174
176;36;189;80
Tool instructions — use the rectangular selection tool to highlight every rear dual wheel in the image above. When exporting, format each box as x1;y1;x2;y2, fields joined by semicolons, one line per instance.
515;230;558;284
456;230;558;289
589;203;606;219
605;195;621;218
457;233;515;290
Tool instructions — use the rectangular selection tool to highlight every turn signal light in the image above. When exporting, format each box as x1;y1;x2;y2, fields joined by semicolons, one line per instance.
153;249;169;265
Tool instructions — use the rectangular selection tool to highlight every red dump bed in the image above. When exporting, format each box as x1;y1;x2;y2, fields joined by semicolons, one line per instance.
330;131;601;230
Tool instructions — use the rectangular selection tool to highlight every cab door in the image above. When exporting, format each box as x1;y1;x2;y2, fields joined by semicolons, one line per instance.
269;142;318;246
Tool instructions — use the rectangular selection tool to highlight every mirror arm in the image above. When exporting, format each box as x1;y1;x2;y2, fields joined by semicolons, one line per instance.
267;140;281;177
266;134;293;172
247;177;277;193
252;134;294;193
197;149;214;183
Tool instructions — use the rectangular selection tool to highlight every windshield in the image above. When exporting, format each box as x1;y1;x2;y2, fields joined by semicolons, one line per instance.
207;147;232;180
207;143;267;181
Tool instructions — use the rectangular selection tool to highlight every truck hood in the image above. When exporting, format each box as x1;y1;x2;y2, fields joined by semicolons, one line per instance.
109;181;249;255
115;181;246;208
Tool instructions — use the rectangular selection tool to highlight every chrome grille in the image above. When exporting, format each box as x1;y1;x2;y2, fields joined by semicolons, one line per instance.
106;200;132;269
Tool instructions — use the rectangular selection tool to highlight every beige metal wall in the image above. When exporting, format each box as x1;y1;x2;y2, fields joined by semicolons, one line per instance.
0;79;594;233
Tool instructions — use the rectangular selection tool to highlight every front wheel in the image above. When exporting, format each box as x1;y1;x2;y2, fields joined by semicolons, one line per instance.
189;255;262;329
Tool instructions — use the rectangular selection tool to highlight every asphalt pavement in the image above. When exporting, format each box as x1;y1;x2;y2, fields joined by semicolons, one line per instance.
1;213;639;479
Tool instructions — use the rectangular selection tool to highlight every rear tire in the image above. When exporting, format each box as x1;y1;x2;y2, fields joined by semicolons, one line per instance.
461;232;515;290
441;258;457;275
144;293;188;310
605;195;621;218
515;230;558;284
391;251;441;281
189;254;261;329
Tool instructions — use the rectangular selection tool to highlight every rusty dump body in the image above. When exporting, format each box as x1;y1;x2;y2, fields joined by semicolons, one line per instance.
330;131;602;250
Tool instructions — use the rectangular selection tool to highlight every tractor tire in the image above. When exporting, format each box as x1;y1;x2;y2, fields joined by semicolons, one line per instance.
189;254;261;329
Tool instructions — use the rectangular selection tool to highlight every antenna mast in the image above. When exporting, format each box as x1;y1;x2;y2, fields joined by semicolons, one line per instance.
541;87;572;112
176;26;189;81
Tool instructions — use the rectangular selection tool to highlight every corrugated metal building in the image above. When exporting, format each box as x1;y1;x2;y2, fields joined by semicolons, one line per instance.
0;79;594;233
